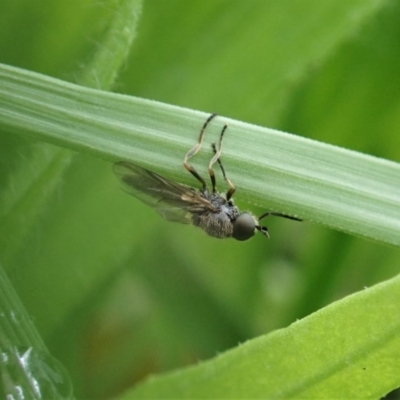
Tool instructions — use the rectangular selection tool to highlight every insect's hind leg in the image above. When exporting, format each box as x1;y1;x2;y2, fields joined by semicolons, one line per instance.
183;113;218;189
209;124;236;200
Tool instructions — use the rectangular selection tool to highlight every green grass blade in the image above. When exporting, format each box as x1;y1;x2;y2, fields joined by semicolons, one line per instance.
76;0;142;89
1;63;399;245
122;273;400;399
0;266;75;399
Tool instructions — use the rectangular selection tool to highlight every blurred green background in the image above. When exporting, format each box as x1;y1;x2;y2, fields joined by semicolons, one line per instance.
1;0;400;398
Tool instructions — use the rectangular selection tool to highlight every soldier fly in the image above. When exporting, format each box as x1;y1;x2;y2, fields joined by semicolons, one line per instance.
113;114;300;241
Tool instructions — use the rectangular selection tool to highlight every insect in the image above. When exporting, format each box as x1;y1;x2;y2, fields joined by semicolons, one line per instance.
113;114;300;241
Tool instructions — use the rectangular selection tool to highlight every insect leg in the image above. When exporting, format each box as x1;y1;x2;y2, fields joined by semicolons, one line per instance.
209;124;236;199
259;212;302;221
184;113;218;189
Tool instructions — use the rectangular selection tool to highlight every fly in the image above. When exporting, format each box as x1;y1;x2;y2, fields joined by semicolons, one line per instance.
113;114;300;241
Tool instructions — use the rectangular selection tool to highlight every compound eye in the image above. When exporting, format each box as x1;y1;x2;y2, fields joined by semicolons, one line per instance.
232;213;256;241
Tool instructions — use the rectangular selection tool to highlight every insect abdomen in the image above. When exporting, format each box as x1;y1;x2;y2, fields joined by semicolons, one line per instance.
192;211;233;239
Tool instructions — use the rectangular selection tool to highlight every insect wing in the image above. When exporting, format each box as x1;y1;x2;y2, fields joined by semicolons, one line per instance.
113;161;215;224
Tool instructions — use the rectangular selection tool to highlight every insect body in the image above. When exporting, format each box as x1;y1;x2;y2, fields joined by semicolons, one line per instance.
113;114;299;241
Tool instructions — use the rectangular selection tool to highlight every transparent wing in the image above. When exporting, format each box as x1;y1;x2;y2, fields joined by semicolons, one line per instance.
113;161;216;224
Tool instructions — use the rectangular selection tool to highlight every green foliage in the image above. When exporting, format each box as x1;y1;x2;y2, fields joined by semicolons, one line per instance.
0;0;400;398
124;274;400;399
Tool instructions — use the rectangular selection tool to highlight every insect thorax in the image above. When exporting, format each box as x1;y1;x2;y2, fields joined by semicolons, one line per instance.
192;193;240;239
